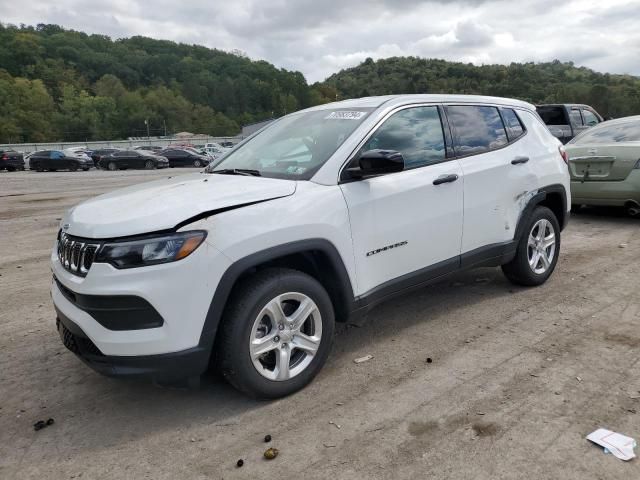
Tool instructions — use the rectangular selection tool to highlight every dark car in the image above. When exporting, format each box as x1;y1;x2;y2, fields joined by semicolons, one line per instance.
98;150;169;170
90;148;121;168
29;150;93;172
159;148;210;167
0;149;25;171
536;104;604;144
219;141;235;148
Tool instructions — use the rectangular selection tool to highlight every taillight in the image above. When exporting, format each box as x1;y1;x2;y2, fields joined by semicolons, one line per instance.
558;146;569;166
1;154;8;161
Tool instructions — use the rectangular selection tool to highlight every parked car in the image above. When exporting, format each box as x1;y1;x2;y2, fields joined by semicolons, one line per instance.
98;150;169;170
0;149;25;171
51;94;570;398
536;104;604;144
204;142;231;157
159;148;210;167
566;115;640;216
219;141;235;149
90;148;121;168
30;150;93;172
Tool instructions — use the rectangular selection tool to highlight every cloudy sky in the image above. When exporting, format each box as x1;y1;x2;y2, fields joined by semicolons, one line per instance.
1;0;639;82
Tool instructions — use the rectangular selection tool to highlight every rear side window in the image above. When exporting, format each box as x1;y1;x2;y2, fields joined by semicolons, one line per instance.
536;107;566;126
501;109;525;140
447;105;508;156
360;106;446;169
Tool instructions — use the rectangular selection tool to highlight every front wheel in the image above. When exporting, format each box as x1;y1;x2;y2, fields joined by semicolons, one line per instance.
144;160;155;170
218;268;335;399
193;159;202;167
107;162;117;171
502;206;561;286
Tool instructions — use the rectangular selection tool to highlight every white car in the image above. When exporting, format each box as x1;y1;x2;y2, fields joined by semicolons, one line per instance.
204;142;231;157
51;95;570;398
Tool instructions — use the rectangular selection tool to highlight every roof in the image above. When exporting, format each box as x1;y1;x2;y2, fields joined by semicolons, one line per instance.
300;94;535;113
589;115;640;127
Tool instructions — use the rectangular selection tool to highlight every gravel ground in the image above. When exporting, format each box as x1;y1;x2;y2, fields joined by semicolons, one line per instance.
1;168;639;479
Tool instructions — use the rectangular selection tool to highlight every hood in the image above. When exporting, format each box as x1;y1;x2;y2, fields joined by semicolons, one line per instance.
63;173;296;238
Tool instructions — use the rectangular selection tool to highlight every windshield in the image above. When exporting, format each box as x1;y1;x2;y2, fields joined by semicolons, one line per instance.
206;108;373;179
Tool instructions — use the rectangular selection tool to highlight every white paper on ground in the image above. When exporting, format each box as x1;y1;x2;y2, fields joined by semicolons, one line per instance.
586;428;637;461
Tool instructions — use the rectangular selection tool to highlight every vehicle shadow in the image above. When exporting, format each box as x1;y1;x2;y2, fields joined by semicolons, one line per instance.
39;266;524;456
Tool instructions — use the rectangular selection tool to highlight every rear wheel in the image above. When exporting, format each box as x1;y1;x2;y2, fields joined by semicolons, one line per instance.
69;163;78;172
34;162;43;172
502;206;560;286
218;268;335;399
193;159;202;168
144;160;155;170
107;162;117;171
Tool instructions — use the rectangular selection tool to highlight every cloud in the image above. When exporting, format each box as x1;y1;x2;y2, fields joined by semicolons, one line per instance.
1;0;639;81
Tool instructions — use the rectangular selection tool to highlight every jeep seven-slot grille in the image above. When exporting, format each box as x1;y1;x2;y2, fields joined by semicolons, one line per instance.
57;232;100;277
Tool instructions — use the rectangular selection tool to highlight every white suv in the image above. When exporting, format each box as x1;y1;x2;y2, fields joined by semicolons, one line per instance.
51;95;570;398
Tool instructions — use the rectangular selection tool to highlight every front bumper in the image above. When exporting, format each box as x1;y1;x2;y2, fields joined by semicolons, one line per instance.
56;307;209;381
51;234;231;357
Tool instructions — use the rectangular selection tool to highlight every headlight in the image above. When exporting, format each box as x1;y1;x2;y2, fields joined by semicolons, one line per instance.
95;231;207;268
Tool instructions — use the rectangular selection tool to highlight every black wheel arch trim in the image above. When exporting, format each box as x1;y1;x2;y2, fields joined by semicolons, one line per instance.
514;184;568;244
198;238;356;356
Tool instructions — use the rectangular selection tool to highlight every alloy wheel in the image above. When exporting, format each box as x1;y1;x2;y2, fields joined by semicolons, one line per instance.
527;218;556;274
249;292;322;381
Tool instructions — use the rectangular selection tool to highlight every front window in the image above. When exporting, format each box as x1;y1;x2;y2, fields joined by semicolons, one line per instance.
358;106;446;169
206;108;373;179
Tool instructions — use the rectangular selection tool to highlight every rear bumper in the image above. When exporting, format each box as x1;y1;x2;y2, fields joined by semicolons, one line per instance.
1;159;24;169
56;307;210;381
571;171;640;206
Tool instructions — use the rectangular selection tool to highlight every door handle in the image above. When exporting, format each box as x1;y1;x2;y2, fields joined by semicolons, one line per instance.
433;174;459;185
511;156;529;165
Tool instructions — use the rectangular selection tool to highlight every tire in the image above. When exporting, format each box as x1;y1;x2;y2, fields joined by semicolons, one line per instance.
502;206;561;286
625;203;640;218
34;163;43;172
69;163;78;172
82;167;89;171
107;162;117;171
144;160;155;170
193;159;202;168
218;268;335;399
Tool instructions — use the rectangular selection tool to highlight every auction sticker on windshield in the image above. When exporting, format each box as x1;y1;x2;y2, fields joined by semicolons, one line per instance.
325;111;367;120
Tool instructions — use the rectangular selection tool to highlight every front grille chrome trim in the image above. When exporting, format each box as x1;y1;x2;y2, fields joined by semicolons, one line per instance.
57;232;100;277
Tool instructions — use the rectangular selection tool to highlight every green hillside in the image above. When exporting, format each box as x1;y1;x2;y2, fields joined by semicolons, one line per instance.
0;23;335;143
2;23;640;144
322;57;640;119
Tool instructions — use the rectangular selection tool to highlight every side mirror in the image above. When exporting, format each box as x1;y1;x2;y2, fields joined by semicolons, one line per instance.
347;149;404;178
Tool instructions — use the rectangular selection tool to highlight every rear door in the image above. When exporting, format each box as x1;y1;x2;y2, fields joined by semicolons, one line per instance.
340;105;464;295
447;104;536;257
570;108;588;137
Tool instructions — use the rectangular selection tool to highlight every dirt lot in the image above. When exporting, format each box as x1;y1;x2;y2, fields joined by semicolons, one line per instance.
1;168;639;479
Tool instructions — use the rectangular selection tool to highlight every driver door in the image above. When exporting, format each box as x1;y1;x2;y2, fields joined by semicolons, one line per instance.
340;105;464;296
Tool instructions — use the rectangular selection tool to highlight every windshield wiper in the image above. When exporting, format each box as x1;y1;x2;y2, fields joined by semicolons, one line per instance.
210;168;261;177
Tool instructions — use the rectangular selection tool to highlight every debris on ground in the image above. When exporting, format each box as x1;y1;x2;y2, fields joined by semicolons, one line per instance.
236;459;244;468
587;428;636;461
335;402;344;406
354;355;373;364
426;357;433;364
329;421;341;429
264;434;272;443
263;447;279;460
323;443;336;448
33;418;54;431
619;243;628;248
